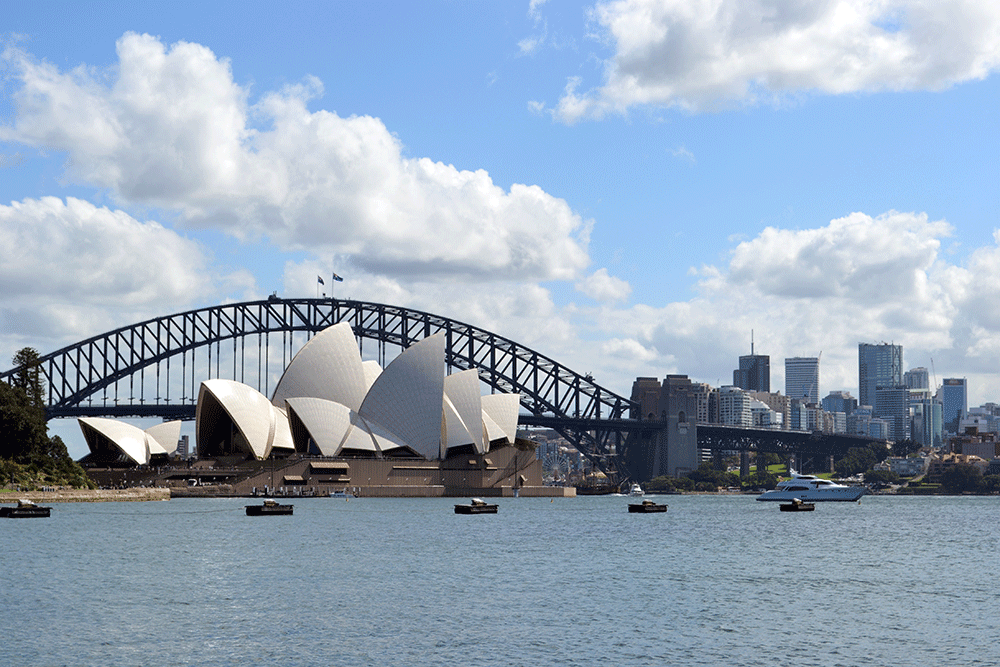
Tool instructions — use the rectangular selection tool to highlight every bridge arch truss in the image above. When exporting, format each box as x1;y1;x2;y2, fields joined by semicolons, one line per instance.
1;298;636;473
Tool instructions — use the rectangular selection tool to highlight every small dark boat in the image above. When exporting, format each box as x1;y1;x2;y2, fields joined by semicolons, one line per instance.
779;498;815;512
454;498;498;514
628;499;668;513
246;499;293;516
1;499;51;518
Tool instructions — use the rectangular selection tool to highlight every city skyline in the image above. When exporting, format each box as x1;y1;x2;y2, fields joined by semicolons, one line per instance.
2;1;999;458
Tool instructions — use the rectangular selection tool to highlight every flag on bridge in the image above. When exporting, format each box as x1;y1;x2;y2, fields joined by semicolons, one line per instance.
317;276;324;285
332;273;344;282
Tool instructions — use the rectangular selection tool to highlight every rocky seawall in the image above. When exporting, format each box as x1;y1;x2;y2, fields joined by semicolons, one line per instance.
0;488;170;503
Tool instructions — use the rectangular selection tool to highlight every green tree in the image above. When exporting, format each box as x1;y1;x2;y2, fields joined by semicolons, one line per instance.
835;446;877;477
940;463;983;494
11;347;45;409
891;439;921;458
864;469;899;486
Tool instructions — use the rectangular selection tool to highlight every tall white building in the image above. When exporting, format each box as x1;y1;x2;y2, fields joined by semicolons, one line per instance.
718;386;752;427
785;357;820;404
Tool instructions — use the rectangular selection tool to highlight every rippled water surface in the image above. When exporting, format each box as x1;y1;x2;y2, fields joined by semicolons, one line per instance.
3;494;1000;666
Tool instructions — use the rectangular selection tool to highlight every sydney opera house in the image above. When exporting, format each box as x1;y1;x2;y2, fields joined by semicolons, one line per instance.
80;323;551;496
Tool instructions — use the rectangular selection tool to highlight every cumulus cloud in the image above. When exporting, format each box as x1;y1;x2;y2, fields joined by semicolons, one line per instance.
575;268;632;303
0;196;250;362
554;0;1000;121
0;33;591;282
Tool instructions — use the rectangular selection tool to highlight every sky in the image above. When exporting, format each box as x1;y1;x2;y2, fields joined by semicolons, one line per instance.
1;1;999;458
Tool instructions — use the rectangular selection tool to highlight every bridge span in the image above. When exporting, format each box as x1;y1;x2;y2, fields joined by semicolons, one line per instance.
2;297;879;480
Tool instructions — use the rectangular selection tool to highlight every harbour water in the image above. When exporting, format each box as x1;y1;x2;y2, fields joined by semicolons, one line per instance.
3;494;999;666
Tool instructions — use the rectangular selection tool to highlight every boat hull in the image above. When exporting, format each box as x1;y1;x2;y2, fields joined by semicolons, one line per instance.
756;489;864;502
454;504;498;514
628;503;667;513
246;504;294;516
0;506;51;518
779;502;815;512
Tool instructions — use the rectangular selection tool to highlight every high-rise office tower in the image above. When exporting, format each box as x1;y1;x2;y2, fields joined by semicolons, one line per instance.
940;378;968;434
858;343;902;408
732;333;770;392
785;357;820;404
904;367;930;390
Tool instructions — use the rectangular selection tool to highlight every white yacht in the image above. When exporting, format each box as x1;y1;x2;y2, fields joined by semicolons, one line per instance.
628;483;644;497
756;471;865;502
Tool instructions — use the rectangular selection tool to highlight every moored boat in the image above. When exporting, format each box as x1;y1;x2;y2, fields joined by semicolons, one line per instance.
628;498;667;513
454;498;498;514
756;470;865;502
246;499;294;516
779;498;815;512
0;499;51;518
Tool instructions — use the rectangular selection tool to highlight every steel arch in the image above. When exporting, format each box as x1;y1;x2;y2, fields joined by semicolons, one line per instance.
1;297;636;469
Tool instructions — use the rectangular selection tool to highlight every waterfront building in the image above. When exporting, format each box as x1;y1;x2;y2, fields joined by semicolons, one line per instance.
749;398;782;429
749;391;791;430
859;343;903;408
941;378;968;435
785;357;820;404
719;386;753;427
821;390;857;417
80;322;521;465
874;385;911;442
690;382;718;424
849;406;892;439
789;399;823;431
910;396;943;449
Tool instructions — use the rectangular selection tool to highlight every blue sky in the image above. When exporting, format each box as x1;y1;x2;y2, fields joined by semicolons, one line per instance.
2;1;999;457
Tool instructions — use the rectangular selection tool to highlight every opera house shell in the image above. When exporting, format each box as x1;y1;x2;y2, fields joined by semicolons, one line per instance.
196;322;521;461
78;417;181;466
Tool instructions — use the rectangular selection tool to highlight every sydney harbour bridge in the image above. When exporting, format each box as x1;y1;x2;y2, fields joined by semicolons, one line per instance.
0;297;877;480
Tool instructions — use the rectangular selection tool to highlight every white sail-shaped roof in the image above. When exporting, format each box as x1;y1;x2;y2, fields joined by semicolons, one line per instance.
481;393;520;445
79;417;150;465
481;410;506;446
340;414;379;454
286;397;354;456
269;405;295;456
271;322;368;412
442;395;474;458
359;333;446;460
444;369;486;455
361;360;382;393
145;421;181;456
197;379;275;460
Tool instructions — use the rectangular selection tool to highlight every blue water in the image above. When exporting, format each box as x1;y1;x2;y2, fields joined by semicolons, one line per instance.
3;495;999;666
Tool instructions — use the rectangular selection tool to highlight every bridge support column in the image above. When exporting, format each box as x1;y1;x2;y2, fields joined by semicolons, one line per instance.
827;454;835;474
740;450;750;478
786;455;796;475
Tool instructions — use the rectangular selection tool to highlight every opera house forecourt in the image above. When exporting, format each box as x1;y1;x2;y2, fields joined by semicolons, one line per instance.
79;323;556;497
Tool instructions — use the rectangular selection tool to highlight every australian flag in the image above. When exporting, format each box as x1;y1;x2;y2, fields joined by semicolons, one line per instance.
332;273;344;282
317;275;325;285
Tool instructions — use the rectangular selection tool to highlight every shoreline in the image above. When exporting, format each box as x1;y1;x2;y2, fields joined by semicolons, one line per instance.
0;488;170;503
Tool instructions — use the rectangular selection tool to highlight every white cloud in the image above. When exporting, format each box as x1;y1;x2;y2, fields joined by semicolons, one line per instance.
554;0;1000;121
575;268;632;303
0;196;251;364
1;34;592;283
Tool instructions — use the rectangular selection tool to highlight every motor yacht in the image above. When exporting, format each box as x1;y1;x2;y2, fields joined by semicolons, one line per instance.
628;483;644;497
756;471;865;502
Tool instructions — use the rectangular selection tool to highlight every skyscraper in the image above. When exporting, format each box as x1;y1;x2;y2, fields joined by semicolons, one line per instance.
858;343;902;408
941;378;968;434
785;357;820;404
904;367;930;390
733;354;770;392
